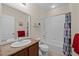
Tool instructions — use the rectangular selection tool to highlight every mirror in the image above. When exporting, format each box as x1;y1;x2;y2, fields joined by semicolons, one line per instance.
0;15;16;41
0;14;31;42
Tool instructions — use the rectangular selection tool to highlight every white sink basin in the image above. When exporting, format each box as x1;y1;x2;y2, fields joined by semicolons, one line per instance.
10;40;31;47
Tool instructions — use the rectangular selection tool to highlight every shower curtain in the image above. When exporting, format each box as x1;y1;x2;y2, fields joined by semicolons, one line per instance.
63;12;72;56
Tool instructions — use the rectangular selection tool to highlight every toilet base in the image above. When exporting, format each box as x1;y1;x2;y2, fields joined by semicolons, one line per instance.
42;51;48;56
39;48;48;56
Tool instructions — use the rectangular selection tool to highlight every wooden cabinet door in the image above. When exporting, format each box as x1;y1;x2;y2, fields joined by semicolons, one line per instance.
29;42;39;56
12;48;29;56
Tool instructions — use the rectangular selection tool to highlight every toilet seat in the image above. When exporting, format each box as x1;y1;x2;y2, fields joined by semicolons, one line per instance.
39;44;49;52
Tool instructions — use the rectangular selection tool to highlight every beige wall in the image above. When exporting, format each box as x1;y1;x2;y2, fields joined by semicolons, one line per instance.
29;4;46;38
31;4;46;18
71;4;79;39
23;4;46;38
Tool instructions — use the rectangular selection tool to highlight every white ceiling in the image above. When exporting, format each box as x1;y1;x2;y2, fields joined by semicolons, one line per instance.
3;3;69;12
37;3;69;11
2;3;69;16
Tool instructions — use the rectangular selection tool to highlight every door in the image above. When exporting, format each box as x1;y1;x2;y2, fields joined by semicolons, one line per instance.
0;15;15;41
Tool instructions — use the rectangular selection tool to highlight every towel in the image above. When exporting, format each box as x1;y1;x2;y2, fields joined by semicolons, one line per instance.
72;33;79;55
17;31;25;37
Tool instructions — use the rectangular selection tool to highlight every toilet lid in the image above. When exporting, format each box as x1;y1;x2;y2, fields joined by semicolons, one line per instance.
39;44;48;49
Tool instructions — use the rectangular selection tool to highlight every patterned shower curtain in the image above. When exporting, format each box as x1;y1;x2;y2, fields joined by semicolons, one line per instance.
63;12;72;56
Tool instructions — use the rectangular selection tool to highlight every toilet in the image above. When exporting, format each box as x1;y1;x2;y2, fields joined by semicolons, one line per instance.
39;44;49;56
36;37;49;56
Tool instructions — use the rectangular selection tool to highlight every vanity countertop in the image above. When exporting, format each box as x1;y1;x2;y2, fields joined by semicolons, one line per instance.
0;39;39;56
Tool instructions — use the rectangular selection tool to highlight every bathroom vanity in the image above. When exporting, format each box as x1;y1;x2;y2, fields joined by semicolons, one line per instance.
0;39;39;56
